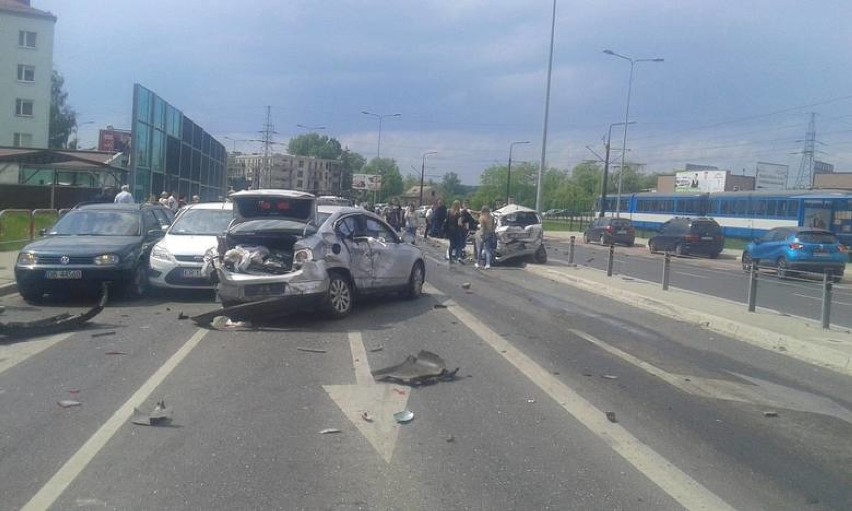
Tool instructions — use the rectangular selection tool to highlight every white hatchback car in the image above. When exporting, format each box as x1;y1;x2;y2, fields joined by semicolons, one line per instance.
149;202;234;289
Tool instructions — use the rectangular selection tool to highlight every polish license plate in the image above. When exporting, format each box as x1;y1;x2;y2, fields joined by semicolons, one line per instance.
46;270;82;279
508;232;529;239
181;269;203;278
701;236;713;240
813;250;828;257
245;283;285;297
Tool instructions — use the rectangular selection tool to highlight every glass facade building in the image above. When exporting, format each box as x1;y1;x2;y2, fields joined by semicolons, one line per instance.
130;84;226;202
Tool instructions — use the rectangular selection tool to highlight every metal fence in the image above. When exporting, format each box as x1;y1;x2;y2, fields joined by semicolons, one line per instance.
0;209;61;251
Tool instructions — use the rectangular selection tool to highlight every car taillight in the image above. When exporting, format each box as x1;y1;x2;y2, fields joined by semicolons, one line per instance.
789;243;804;251
685;235;699;242
606;225;613;232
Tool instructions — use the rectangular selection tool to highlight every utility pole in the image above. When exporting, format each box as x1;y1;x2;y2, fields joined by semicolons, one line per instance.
260;106;276;189
794;112;817;189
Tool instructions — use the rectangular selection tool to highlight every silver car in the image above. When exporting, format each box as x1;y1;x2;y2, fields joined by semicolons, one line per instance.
492;204;547;264
208;190;426;318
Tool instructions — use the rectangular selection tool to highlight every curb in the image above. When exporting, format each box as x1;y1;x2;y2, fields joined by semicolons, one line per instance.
524;265;852;377
0;282;17;297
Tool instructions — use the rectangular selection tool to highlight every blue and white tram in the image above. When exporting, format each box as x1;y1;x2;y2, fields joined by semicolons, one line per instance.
599;190;852;246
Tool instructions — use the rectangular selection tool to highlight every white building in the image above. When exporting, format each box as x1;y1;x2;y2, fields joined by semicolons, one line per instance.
232;152;342;194
0;0;56;148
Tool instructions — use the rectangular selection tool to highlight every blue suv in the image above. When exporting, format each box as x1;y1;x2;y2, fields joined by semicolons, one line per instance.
742;227;846;281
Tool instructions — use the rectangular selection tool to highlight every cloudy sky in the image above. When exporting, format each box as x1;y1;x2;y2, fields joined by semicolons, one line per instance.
38;0;852;185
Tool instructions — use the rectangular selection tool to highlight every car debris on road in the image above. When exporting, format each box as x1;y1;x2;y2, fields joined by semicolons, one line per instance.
0;285;107;340
131;400;173;426
371;350;459;386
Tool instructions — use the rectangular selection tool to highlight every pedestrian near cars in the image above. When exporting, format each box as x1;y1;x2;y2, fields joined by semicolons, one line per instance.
444;200;465;263
476;206;496;269
424;203;433;239
113;184;134;204
430;198;447;238
167;191;179;212
159;191;170;207
386;199;403;232
403;203;418;244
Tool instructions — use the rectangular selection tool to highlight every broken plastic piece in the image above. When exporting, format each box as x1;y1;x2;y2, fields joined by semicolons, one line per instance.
763;411;779;418
319;428;342;434
601;374;618;380
131;400;173;426
605;411;617;423
90;330;116;338
372;350;459;386
393;410;414;423
104;350;127;355
433;303;448;309
177;312;189;320
297;347;327;353
360;411;374;423
461;282;471;289
0;284;107;339
58;399;81;408
369;346;384;353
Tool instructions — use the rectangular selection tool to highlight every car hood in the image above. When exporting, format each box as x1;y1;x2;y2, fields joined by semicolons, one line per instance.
21;235;141;255
160;234;219;256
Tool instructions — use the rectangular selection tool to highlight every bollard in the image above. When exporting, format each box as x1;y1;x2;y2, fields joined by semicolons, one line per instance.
568;235;576;265
747;261;758;312
821;271;832;329
662;252;671;291
606;243;615;277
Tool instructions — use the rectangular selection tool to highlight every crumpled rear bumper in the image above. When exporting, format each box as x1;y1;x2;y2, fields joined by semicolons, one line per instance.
213;258;329;304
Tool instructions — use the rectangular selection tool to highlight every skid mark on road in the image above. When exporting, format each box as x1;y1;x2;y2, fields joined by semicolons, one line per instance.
425;283;737;511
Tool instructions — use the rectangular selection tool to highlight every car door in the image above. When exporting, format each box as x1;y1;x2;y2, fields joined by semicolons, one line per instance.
364;216;410;288
763;229;790;263
752;229;778;262
336;214;373;290
656;221;677;251
141;210;164;261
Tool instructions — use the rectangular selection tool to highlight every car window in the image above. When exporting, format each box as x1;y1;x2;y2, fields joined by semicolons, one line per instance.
152;208;172;227
143;211;160;233
796;232;838;244
336;215;360;238
611;219;632;228
690;221;720;235
50;210;141;236
365;217;395;240
501;211;540;227
169;209;234;235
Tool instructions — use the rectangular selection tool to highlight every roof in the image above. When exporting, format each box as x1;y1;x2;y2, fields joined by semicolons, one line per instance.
494;204;537;215
0;147;126;169
0;0;56;20
228;189;315;199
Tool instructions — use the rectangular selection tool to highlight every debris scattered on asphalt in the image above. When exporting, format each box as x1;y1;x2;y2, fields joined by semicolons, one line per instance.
763;411;779;418
433;304;448;309
90;330;116;338
621;277;634;281
177;312;189;320
297;347;327;354
582;372;593;377
131;400;173;426
461;282;471;289
393;410;414;424
58;399;82;408
104;350;128;355
368;346;384;353
165;307;171;311
360;411;374;423
601;374;618;380
67;388;80;394
526;398;536;404
605;411;617;423
446;435;455;443
372;351;459;386
191;297;292;327
319;428;342;434
210;316;253;331
0;285;107;339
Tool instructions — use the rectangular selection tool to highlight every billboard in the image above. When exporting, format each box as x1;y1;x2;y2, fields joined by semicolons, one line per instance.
352;173;381;191
755;162;788;190
98;129;132;153
675;170;727;193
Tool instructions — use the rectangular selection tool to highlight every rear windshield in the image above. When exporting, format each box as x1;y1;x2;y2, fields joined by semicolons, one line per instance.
796;232;838;244
610;219;632;227
690;221;721;235
235;197;314;221
500;211;540;227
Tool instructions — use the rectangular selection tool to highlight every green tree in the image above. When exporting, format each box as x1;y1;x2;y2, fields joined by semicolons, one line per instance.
470;162;538;208
287;133;342;160
440;171;463;202
362;157;403;203
49;70;77;149
339;149;365;194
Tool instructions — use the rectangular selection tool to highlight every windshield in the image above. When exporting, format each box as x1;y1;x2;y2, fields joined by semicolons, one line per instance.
49;210;140;236
235;197;314;221
690;221;721;235
169;209;233;235
797;232;838;244
500;211;541;227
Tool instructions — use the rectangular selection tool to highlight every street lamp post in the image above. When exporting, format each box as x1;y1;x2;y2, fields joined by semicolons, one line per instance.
599;121;635;217
604;49;663;217
419;151;437;207
361;111;401;205
536;0;557;213
506;141;530;204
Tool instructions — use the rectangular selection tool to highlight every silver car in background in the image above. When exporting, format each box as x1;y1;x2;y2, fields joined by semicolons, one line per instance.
208;190;426;318
492;204;547;264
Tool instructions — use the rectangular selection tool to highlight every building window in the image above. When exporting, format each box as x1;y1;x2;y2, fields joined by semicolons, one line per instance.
298;160;304;168
18;31;37;48
17;65;35;82
15;99;34;117
297;170;303;177
13;133;33;147
297;180;303;188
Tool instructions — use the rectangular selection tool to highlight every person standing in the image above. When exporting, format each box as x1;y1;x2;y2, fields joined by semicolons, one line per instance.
167;191;179;212
460;200;476;260
424;202;433;239
476;205;496;269
403;204;418;244
430;198;447;238
113;184;134;204
385;199;402;232
444;200;464;263
159;191;170;207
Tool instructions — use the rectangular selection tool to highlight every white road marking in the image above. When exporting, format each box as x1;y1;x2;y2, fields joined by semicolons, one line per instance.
793;293;852;307
674;271;709;279
323;332;409;463
20;328;209;511
0;333;72;377
425;283;736;511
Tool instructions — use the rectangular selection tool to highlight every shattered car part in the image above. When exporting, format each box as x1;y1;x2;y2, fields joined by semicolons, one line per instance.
393;410;414;424
319;428;342;434
191;297;295;326
0;285;107;339
131;400;173;426
57;399;82;408
371;350;459;386
491;204;547;264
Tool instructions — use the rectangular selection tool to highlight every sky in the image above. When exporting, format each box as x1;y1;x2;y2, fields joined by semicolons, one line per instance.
37;0;852;186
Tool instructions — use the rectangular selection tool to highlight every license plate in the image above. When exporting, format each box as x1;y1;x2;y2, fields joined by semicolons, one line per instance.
701;236;713;240
245;283;285;297
181;269;203;278
46;270;82;279
508;232;529;239
813;251;828;257
617;230;627;234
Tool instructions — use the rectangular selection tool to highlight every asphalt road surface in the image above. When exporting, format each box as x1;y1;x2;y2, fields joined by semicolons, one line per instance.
1;241;850;510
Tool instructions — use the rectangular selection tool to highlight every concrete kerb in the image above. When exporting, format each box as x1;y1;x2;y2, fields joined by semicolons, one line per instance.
0;282;17;297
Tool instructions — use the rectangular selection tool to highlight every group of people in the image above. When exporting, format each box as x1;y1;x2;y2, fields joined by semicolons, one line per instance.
112;185;200;211
380;199;421;245
422;198;498;269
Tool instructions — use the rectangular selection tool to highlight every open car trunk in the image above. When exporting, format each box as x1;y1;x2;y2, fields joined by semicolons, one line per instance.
217;219;316;275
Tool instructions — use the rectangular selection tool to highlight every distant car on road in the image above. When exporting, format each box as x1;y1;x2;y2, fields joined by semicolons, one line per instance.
583;217;635;246
648;217;724;258
742;227;846;281
14;203;174;303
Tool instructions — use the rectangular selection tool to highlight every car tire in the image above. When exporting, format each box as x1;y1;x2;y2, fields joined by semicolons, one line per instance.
675;243;685;257
599;234;607;245
709;251;720;259
533;244;548;264
19;285;43;304
741;251;753;272
648;239;658;254
582;232;589;244
777;257;789;279
124;264;149;299
326;272;353;319
405;261;425;299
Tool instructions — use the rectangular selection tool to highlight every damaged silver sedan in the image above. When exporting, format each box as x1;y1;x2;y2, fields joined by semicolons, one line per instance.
492;204;547;264
204;190;426;319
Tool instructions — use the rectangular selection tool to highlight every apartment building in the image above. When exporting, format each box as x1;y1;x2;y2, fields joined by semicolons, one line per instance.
0;0;56;148
233;152;342;194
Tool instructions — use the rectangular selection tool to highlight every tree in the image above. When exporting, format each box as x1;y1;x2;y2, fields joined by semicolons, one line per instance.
287;133;342;160
362;157;403;203
469;162;538;209
49;70;77;149
339;149;365;194
440;171;463;201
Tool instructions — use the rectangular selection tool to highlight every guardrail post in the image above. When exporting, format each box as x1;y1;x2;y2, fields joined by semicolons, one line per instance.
662;252;671;291
568;235;575;265
606;243;615;277
747;261;758;312
821;272;832;329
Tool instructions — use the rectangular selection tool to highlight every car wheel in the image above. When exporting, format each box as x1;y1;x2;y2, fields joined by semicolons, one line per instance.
675;243;685;257
648;239;657;254
326;272;353;319
709;251;720;259
776;257;789;279
582;232;589;244
533;244;548;264
19;285;43;304
405;261;425;299
599;234;607;245
124;264;149;299
741;251;753;272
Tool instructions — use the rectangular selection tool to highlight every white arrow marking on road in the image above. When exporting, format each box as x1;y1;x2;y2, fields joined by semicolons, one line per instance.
570;329;852;425
323;332;409;463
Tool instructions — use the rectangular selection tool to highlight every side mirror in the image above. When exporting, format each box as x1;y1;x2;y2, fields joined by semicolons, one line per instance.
161;224;169;231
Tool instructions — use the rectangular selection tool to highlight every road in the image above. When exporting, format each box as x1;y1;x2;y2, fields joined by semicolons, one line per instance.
0;240;850;510
544;235;852;329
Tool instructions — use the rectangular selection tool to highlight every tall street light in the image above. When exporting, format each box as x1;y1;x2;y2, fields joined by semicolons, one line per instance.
506;141;530;204
536;0;557;213
604;49;663;217
599;121;635;217
419;151;438;206
361;111;401;204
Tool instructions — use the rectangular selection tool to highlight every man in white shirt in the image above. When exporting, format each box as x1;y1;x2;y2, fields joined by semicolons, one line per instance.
114;185;134;204
167;191;178;212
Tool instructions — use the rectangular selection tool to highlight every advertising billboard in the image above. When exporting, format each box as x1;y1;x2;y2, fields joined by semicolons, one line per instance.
352;173;381;191
98;129;132;153
675;170;727;193
755;162;788;190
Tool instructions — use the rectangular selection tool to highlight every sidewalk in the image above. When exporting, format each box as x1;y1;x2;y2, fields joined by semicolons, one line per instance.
544;230;743;258
430;234;852;377
0;250;18;296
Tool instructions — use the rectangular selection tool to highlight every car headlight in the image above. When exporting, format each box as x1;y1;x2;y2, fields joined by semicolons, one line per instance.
292;248;313;269
17;252;37;265
150;244;174;262
93;254;120;265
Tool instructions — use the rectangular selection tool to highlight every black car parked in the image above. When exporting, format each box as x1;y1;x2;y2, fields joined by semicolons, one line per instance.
648;217;724;258
583;217;636;246
14;203;174;303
